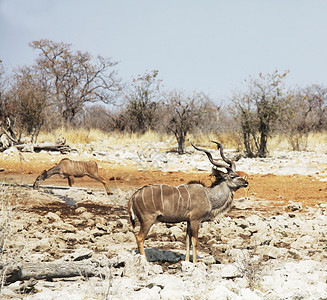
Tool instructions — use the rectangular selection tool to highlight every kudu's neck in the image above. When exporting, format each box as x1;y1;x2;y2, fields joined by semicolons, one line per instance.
46;165;60;176
205;180;234;211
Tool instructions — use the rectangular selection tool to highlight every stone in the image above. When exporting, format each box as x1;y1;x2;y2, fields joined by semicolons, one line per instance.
75;206;87;214
60;248;93;261
60;223;77;233
150;274;186;299
111;232;134;243
169;225;185;240
80;211;94;220
220;264;242;279
207;285;240;300
257;245;286;259
45;212;61;222
122;254;150;280
287;201;303;211
144;248;183;263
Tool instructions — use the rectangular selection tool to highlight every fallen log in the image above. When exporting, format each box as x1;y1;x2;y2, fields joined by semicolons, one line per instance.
3;260;106;284
14;142;73;153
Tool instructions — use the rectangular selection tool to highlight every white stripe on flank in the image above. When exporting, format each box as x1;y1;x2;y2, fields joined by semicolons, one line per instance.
184;185;191;210
160;184;164;211
176;186;182;211
151;185;156;210
170;186;175;210
142;187;146;209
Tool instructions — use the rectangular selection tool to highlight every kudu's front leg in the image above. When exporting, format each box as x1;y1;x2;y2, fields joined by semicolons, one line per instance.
67;176;74;187
185;221;192;262
88;174;113;195
190;220;200;263
186;220;200;263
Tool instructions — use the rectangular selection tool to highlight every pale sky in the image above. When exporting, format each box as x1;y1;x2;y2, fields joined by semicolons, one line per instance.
1;0;327;102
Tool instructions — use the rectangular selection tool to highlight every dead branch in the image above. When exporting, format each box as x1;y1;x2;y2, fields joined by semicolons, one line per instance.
14;142;73;153
3;260;106;284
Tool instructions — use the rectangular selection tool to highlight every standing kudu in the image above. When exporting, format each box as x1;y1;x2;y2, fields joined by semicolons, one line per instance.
128;142;248;263
33;158;113;195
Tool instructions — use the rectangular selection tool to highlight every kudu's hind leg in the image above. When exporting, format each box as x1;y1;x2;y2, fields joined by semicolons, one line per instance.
135;218;155;261
185;221;192;262
102;180;113;195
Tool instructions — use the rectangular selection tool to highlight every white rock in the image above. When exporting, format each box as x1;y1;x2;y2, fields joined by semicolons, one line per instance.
207;285;241;300
150;274;186;300
3;146;19;155
45;211;61;222
239;288;263;300
220;264;242;279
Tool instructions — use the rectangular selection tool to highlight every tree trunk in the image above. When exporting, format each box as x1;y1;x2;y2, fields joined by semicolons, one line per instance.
177;135;185;155
3;261;106;284
259;120;268;158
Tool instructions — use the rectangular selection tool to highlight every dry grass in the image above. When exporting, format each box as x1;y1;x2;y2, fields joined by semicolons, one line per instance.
38;128;108;144
106;131;176;146
268;131;327;151
37;129;327;152
0;182;15;293
307;131;327;146
234;247;265;290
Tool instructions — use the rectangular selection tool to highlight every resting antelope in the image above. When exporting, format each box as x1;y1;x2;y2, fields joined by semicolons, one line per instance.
128;142;248;263
33;158;113;195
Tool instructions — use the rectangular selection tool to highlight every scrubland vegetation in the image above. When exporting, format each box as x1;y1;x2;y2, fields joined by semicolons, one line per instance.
1;39;327;156
36;128;327;153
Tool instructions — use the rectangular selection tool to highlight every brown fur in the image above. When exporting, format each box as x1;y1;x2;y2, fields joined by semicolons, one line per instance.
128;142;249;263
33;158;112;195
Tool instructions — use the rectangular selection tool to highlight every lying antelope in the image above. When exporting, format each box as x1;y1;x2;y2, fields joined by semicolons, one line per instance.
33;158;113;195
128;142;248;263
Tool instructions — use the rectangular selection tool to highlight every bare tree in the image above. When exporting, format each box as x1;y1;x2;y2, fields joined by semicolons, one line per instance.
301;84;327;130
231;70;289;157
279;84;327;150
30;39;121;127
164;90;214;154
7;66;50;143
0;62;16;148
123;70;162;133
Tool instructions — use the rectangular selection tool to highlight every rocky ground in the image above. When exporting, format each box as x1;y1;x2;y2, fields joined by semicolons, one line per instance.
0;141;326;299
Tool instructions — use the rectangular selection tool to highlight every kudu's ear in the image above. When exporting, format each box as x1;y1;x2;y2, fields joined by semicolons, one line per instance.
211;167;227;178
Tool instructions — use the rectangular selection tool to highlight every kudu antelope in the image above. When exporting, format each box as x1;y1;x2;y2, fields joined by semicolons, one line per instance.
211;141;249;200
128;142;248;263
33;158;113;195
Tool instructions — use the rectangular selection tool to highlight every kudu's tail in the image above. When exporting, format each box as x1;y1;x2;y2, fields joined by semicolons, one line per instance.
128;199;136;229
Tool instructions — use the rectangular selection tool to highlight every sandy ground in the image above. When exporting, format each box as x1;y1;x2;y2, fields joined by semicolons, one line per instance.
0;151;326;212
